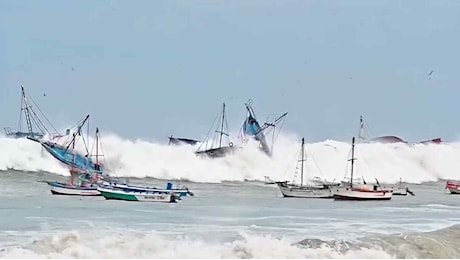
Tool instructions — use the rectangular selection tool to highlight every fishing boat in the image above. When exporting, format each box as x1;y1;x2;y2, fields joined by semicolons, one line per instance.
100;181;194;197
383;178;414;196
446;180;460;194
28;115;104;175
276;138;339;198
333;137;393;201
30;118;106;196
358;116;442;144
4;85;61;140
195;102;238;158
42;180;101;196
240;99;287;156
97;186;177;203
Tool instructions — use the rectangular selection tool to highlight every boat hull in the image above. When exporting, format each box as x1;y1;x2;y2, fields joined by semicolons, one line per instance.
195;146;238;158
47;181;100;196
333;187;392;200
389;187;408;196
276;182;333;198
28;137;103;174
100;182;193;197
446;180;460;194
98;187;176;203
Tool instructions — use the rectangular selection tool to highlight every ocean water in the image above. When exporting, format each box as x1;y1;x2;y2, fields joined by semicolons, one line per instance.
1;134;460;258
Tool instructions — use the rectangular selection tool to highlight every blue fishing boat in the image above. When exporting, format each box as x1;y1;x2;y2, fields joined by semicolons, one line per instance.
28;115;103;175
241;99;288;156
30;117;106;196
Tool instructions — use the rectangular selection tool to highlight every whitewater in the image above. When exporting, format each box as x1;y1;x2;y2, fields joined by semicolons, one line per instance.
0;131;459;184
1;132;460;258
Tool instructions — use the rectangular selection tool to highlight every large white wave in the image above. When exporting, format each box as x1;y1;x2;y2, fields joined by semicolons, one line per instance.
3;224;460;258
0;132;459;184
0;231;393;259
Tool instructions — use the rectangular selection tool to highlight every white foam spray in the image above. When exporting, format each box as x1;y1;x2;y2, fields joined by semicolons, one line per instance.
1;132;459;184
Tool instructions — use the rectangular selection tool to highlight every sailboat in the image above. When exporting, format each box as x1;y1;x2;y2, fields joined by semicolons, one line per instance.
333;137;393;201
240;99;287;156
276;138;339;198
4;85;61;139
195;102;238;158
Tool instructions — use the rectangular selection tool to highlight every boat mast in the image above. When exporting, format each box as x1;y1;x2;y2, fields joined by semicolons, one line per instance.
219;103;225;148
96;128;99;165
21;86;34;135
358;116;365;142
349;137;356;187
300;137;305;187
70;133;76;185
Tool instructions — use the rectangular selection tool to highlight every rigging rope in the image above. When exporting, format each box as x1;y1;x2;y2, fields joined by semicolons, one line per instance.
28;94;60;135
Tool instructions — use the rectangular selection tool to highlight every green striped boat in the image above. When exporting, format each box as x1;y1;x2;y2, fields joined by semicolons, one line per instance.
98;187;177;203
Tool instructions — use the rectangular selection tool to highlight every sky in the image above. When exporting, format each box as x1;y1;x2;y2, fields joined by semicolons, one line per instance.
1;0;460;143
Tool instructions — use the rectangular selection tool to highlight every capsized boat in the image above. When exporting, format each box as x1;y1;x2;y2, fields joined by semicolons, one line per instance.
333;137;393;201
276;138;339;198
446;180;460;194
97;186;177;203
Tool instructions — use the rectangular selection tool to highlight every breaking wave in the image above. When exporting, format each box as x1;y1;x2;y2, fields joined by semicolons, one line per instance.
0;132;460;184
2;224;459;258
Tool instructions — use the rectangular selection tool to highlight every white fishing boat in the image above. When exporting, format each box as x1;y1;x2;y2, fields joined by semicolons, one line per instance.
446;180;460;194
333;137;393;201
276;138;339;198
383;178;414;196
44;180;100;196
97;186;177;203
100;181;194;197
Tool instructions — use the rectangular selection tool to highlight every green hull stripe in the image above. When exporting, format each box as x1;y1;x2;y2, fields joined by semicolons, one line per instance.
100;191;139;201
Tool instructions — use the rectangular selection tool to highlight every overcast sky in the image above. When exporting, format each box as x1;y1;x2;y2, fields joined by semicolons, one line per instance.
1;0;459;143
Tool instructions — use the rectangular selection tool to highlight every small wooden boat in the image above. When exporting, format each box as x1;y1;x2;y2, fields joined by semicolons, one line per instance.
97;186;177;203
43;180;100;196
446;180;460;194
100;181;194;197
383;178;414;196
333;137;393;201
